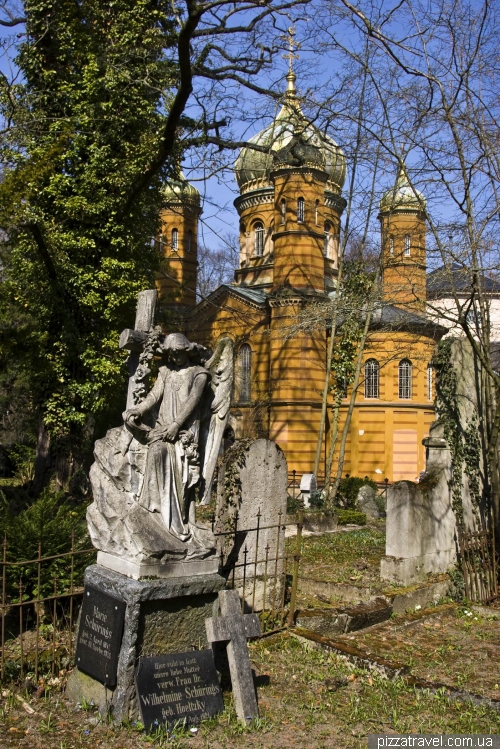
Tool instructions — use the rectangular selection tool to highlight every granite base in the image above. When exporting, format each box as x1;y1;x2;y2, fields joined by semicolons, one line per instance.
65;564;225;722
97;551;219;579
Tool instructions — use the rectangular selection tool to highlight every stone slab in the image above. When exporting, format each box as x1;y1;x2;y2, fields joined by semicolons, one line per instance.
295;598;392;637
215;439;287;583
298;578;373;603
66;565;225;722
389;579;452;614
135;650;223;730
75;585;126;687
97;551;219;580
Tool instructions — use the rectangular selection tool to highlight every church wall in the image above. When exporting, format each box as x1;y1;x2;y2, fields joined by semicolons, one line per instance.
272;171;338;293
331;332;437;482
187;294;271;442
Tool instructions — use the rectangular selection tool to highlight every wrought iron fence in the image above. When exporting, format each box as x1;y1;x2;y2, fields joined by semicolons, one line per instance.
287;470;301;501
213;505;304;631
0;507;304;682
0;536;97;683
457;525;498;604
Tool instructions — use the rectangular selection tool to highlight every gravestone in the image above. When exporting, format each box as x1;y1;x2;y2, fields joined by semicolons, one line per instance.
356;484;379;519
214;439;288;610
381;339;479;585
300;473;317;508
75;586;126;687
135;650;223;730
206;589;261;724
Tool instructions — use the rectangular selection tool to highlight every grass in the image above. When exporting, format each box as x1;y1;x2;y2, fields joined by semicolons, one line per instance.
1;632;499;748
291;526;386;586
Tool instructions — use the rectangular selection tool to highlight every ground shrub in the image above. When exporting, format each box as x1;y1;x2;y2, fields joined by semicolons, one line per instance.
447;564;465;602
336;476;378;509
0;489;91;601
337;509;366;525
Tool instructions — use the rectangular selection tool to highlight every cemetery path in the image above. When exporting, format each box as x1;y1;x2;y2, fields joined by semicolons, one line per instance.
1;613;499;749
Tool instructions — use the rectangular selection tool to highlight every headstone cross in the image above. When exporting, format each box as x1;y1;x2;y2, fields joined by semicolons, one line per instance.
205;589;261;724
119;289;157;409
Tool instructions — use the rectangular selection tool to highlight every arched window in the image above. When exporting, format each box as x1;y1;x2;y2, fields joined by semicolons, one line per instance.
281;199;286;224
389;235;394;255
324;223;331;258
239;344;251;402
404;234;411;256
297;197;305;223
427;363;433;401
364;359;380;398
399;359;412;399
187;229;193;252
254;222;264;256
315;199;319;226
171;228;179;251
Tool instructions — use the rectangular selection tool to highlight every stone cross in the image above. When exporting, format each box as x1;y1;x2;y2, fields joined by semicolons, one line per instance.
119;289;157;410
205;589;261;724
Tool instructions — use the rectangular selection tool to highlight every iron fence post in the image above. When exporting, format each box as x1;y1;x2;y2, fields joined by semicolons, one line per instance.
287;502;303;627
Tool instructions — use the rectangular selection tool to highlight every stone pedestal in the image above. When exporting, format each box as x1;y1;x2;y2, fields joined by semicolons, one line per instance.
380;443;457;585
66;565;225;721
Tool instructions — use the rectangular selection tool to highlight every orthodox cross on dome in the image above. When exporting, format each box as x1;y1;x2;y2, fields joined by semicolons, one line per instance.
281;25;300;95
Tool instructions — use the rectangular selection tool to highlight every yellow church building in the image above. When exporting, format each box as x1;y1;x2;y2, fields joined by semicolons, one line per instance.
156;69;446;484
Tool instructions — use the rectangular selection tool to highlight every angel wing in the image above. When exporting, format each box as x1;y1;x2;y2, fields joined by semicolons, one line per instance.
198;337;234;505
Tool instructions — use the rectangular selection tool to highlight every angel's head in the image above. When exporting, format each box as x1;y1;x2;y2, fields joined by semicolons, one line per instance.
162;333;194;367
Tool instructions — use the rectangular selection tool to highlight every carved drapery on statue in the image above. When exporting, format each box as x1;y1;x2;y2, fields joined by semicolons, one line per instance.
87;333;233;568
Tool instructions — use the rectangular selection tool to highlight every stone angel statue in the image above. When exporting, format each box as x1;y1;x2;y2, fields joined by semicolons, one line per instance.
87;333;234;575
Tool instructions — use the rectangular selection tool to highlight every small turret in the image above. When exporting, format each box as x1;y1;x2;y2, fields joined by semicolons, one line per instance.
156;172;201;309
379;165;427;309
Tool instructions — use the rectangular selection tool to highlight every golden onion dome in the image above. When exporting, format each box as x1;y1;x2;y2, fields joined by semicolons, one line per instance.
235;73;346;195
162;170;201;207
380;166;426;213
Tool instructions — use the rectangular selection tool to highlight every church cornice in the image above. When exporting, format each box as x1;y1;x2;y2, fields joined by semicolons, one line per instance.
271;228;324;241
234;187;274;214
324;191;347;214
378;209;426;220
268;289;328;306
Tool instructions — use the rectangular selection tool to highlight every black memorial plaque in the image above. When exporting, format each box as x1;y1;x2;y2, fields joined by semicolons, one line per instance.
75;585;126;687
135;650;223;730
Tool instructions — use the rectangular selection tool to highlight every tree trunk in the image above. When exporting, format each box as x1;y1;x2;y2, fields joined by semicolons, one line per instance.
33;414;51;493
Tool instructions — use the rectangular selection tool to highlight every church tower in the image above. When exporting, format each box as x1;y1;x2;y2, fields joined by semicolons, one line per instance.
156;173;201;309
379;166;427;310
227;32;348;471
233;55;346;295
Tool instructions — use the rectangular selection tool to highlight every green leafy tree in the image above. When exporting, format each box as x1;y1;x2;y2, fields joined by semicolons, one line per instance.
0;0;306;488
0;0;177;484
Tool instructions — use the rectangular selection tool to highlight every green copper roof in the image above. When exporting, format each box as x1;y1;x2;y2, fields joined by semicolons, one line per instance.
380;166;426;212
235;75;346;194
162;170;201;207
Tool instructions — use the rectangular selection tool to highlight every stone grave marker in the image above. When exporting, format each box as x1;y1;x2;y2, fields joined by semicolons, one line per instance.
205;589;261;724
214;439;287;609
75;585;126;687
135;650;223;731
300;473;317;508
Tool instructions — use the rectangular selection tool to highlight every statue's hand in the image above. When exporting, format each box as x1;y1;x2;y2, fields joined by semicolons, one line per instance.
164;421;180;442
123;408;142;428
